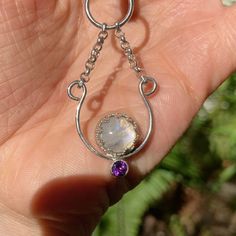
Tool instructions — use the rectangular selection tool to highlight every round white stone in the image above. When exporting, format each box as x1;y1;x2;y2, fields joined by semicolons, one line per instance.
96;115;138;155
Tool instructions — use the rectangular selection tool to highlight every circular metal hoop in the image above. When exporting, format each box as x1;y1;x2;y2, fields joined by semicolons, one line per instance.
85;0;134;30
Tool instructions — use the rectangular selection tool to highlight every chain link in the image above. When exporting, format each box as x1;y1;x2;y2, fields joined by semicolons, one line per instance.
115;26;142;75
79;25;142;84
79;27;108;83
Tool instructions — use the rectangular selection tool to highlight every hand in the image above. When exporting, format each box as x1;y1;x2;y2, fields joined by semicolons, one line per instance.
0;1;235;235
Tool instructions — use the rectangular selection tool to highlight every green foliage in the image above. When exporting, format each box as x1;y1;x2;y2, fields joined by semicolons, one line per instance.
210;117;236;161
93;74;236;236
93;170;177;236
169;215;187;236
209;74;236;161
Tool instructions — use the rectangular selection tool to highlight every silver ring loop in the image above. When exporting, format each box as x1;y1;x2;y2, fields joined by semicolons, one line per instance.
85;0;134;30
140;76;158;96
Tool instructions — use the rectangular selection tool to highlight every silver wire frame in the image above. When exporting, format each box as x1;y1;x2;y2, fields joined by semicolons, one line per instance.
68;78;157;161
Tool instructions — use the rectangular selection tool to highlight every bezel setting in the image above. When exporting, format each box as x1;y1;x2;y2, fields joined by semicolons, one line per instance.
96;113;139;158
111;160;129;177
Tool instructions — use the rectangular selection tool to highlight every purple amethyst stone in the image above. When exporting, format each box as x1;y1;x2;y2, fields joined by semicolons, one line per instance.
111;160;129;177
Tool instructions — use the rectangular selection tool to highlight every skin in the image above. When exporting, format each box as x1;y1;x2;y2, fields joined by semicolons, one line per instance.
0;0;236;235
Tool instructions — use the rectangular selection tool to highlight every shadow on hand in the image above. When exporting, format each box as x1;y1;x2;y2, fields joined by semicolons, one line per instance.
30;164;142;236
31;176;109;236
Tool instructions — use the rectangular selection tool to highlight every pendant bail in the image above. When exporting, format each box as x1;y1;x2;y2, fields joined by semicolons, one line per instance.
85;0;134;30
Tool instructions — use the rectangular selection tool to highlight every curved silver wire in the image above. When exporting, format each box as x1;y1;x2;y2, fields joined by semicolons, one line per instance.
67;80;83;101
85;0;134;30
140;76;158;97
69;77;157;161
67;80;80;102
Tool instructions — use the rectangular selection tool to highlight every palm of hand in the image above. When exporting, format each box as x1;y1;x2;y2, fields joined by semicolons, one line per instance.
0;0;235;235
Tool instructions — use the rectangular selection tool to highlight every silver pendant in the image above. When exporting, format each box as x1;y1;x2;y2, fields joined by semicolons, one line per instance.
67;1;158;177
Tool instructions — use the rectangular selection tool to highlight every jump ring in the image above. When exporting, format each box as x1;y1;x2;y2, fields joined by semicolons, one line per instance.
85;0;134;30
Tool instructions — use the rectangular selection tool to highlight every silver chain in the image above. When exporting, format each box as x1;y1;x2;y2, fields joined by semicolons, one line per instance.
79;24;142;85
115;25;142;75
79;25;108;83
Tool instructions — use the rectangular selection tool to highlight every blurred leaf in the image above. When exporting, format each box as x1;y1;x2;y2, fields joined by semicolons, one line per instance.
169;215;187;236
93;170;177;236
219;165;236;183
210;116;236;161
